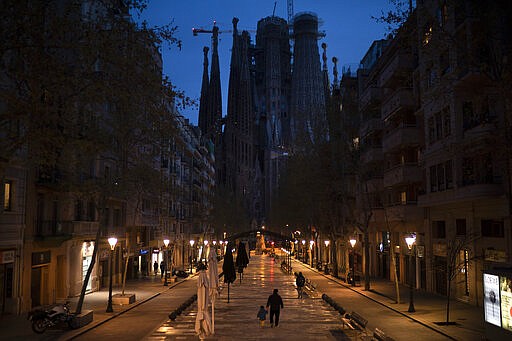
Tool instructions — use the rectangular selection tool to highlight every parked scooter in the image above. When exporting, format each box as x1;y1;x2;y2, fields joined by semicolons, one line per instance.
28;301;77;334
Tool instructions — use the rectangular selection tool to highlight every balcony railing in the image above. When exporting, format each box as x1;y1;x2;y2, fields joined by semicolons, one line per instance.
360;146;383;165
383;163;422;187
359;87;381;111
382;125;421;152
379;53;414;88
381;88;414;119
35;220;99;238
360;118;382;138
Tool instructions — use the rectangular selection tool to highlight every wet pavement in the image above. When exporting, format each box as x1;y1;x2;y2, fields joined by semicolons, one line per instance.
0;251;485;340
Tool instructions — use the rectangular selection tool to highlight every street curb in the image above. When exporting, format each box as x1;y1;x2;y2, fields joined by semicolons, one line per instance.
62;274;198;341
293;259;457;341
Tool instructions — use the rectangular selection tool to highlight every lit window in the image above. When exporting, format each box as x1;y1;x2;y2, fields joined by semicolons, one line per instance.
3;180;12;211
400;191;407;204
423;25;432;46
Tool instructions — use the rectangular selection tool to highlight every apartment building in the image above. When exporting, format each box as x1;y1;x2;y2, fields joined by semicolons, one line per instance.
356;0;511;306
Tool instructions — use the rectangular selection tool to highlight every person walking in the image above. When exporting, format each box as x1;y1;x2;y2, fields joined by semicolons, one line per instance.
160;261;165;278
256;305;268;328
296;272;305;298
266;288;284;327
153;261;159;276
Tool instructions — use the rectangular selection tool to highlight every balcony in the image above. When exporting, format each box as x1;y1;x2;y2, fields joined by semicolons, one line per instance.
382;126;421;152
383;164;422;187
379;53;414;88
381;88;414;119
360;118;382;138
418;183;504;207
359;87;381;111
360;146;383;165
383;204;423;231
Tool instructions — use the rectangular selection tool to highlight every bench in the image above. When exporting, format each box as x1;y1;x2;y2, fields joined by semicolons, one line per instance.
342;311;368;331
373;328;394;341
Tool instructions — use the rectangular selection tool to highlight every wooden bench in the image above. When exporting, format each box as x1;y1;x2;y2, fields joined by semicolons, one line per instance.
373;328;394;341
341;311;368;331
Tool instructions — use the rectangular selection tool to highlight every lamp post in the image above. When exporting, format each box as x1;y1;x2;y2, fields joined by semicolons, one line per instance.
189;240;195;273
405;235;416;313
163;239;170;286
349;238;356;286
106;236;117;313
203;240;208;265
301;240;306;262
309;240;314;267
324;240;330;264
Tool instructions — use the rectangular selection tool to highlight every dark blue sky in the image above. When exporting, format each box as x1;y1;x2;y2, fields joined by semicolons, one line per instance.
141;0;392;125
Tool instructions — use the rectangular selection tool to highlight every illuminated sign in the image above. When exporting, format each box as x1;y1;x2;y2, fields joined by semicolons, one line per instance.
484;273;501;327
501;276;512;332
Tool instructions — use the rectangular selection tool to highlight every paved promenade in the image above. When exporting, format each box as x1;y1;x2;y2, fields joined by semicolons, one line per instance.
0;251;485;340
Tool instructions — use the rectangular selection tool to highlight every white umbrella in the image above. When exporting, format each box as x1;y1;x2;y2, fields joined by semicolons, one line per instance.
195;269;212;340
208;247;219;334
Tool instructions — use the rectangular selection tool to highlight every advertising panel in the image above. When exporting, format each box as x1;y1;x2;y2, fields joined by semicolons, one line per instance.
484;273;501;327
501;276;512;332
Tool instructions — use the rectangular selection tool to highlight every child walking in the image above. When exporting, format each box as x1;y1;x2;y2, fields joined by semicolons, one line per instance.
257;305;268;328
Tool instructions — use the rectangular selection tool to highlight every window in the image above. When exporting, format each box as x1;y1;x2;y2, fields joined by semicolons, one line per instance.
435;112;443;140
445;160;453;189
400;191;407;205
430;165;437;192
428;117;435;144
456;219;467;236
437;163;445;191
432;221;446;238
481;220;504;238
439;51;450;76
3;180;12;211
443;107;451;137
75;200;83;221
462;157;475;185
462;101;475;130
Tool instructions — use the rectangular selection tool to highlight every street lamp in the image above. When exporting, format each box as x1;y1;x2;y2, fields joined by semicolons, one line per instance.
301;240;306;262
189;240;195;273
309;240;314;267
163;239;170;286
405;235;416;313
324;240;330;265
349;238;356;286
106;236;117;313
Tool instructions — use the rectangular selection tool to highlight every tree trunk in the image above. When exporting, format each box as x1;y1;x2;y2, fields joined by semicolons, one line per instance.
364;229;371;291
121;254;129;295
446;267;452;324
331;238;339;278
121;231;129;295
390;242;400;304
75;223;102;314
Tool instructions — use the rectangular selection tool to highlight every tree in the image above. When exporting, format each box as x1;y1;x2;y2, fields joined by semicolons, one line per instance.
0;0;186;314
439;234;479;325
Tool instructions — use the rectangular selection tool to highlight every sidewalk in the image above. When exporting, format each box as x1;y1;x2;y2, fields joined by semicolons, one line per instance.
294;258;485;340
0;273;197;341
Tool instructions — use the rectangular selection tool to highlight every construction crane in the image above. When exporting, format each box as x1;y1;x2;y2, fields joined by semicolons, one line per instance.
287;0;293;24
192;20;255;37
192;21;221;37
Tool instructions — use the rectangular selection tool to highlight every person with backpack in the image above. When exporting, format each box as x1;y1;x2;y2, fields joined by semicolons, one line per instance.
266;288;284;327
296;272;306;299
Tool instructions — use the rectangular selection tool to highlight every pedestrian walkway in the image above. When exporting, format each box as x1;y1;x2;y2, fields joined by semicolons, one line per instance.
0;252;486;341
146;253;345;340
0;273;198;341
292;258;485;341
145;252;485;341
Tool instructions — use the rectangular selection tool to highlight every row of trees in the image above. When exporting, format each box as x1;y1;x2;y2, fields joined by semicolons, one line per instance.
1;0;192;313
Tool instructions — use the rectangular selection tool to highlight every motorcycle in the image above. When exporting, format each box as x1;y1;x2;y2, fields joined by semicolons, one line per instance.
28;301;77;334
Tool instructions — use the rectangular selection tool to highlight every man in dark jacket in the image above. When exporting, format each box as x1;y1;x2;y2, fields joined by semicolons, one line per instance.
266;288;284;327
